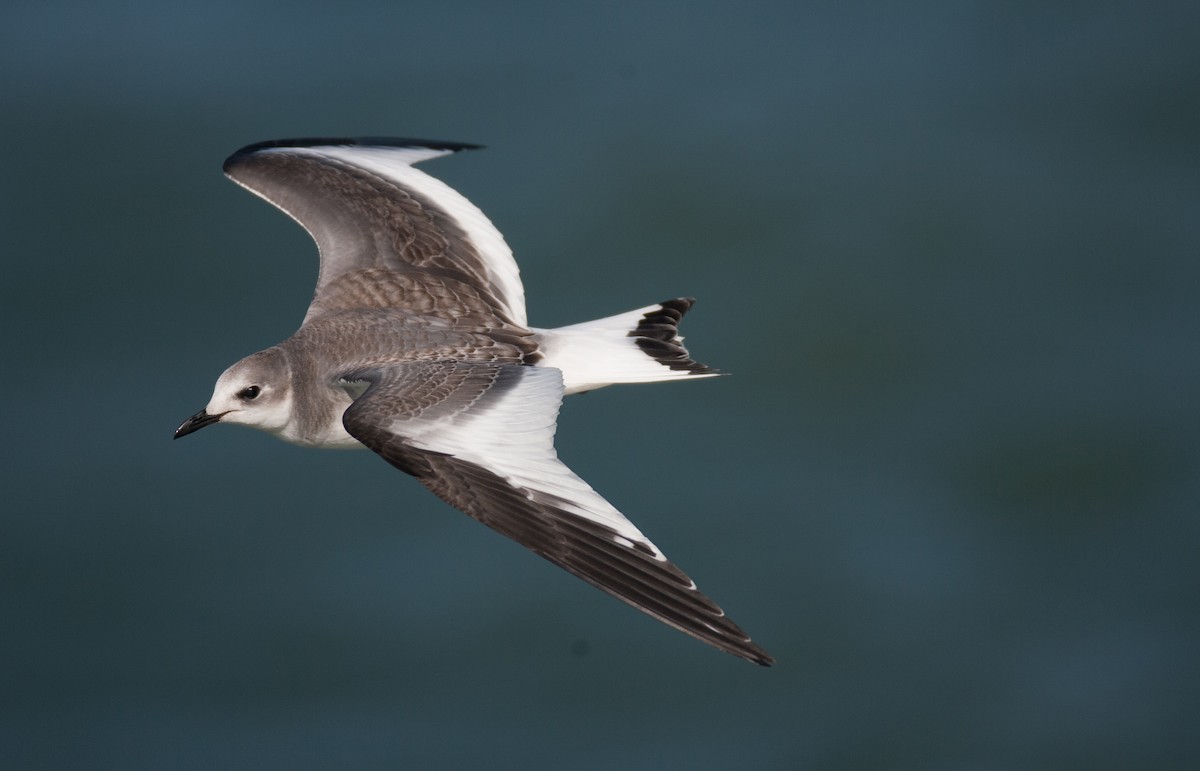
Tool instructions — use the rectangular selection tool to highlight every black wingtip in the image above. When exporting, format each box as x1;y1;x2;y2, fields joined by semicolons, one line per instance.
224;136;483;170
750;649;776;667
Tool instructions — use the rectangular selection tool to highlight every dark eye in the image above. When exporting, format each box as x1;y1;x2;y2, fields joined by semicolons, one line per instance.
238;385;261;400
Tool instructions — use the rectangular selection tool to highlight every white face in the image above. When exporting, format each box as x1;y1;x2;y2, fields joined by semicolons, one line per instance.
205;351;294;435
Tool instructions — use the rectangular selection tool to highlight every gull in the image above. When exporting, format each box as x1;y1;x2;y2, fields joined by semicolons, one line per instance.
174;137;773;666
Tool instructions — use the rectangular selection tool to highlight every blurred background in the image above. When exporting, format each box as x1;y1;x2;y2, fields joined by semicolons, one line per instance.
2;2;1197;768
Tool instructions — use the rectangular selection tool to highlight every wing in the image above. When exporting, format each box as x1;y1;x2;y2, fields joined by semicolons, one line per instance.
223;137;527;327
341;361;773;666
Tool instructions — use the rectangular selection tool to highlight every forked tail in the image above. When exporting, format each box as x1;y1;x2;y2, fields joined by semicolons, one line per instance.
532;298;721;395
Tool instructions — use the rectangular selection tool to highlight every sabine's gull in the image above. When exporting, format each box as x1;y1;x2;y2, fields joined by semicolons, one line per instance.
175;137;773;666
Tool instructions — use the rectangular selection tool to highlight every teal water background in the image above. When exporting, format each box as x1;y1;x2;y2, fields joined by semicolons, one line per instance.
2;2;1197;768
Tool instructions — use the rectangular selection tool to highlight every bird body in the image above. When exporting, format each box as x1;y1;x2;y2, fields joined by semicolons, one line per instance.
176;138;773;666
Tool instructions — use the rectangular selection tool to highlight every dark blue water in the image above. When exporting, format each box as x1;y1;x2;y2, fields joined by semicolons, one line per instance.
3;2;1197;768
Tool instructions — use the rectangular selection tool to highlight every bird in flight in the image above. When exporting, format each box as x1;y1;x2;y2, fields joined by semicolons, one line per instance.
175;137;773;666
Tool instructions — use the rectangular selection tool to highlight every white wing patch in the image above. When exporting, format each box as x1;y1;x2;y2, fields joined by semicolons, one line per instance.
399;366;666;560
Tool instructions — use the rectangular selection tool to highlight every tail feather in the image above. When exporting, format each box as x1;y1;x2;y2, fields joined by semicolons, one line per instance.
532;297;722;395
628;298;718;375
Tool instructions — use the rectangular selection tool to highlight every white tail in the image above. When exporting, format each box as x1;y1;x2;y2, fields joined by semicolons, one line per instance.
531;298;721;395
